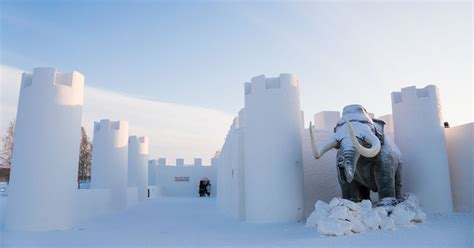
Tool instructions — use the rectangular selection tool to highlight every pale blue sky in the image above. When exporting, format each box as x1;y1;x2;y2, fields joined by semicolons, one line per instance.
1;1;472;126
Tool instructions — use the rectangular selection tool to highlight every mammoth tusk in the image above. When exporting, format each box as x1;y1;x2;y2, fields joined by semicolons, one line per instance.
343;117;381;158
309;122;338;159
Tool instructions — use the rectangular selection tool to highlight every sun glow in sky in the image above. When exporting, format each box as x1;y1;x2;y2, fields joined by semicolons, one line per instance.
0;1;472;160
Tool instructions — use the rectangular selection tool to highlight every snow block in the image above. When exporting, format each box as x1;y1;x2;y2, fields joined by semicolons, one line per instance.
362;210;382;230
306;200;330;228
391;203;416;226
328;206;350;220
317;219;353;236
380;216;396;231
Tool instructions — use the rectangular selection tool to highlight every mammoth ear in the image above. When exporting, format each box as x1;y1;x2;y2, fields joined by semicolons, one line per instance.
371;118;385;144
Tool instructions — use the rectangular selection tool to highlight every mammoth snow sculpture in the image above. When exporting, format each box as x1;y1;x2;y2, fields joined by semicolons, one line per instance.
309;105;403;206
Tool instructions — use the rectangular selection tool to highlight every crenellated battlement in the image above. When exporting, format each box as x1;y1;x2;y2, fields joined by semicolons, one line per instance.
21;67;84;90
94;119;129;132
129;135;149;155
19;67;85;106
244;74;299;95
129;135;148;144
151;157;214;167
391;85;439;104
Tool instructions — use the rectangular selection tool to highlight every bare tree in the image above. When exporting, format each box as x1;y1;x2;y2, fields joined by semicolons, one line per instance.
0;120;15;168
0;120;15;182
77;127;92;187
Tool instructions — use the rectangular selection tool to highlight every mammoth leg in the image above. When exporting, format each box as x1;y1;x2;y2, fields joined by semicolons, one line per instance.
374;162;396;200
337;167;358;201
359;185;370;201
352;183;370;202
395;162;403;200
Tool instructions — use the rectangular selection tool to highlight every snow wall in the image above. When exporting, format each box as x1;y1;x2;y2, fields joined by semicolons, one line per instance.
313;111;340;132
91;119;129;211
147;185;160;199
216;110;246;220
128;136;149;202
244;74;304;223
445;123;473;212
5;67;84;231
151;158;217;197
391;85;453;212
378;114;394;139
302;111;341;218
76;189;110;222
148;160;157;186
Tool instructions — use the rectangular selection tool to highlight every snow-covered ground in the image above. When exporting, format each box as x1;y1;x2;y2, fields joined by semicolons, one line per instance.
0;196;472;247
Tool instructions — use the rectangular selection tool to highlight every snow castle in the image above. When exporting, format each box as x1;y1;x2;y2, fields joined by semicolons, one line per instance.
128;136;149;202
5;68;84;231
391;85;453;212
2;66;472;233
91;119;129;211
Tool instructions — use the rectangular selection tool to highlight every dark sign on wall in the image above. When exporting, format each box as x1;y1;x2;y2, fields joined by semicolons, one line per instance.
174;176;190;182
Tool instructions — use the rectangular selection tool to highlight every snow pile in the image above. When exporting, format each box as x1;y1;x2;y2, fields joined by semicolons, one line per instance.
306;193;426;236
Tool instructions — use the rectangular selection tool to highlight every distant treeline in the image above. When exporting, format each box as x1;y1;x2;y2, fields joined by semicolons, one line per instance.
0;168;9;182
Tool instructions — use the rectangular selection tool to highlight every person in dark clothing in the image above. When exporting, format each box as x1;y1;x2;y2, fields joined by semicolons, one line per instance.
205;181;211;197
199;180;206;197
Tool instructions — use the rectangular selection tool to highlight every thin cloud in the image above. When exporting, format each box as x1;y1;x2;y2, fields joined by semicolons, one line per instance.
0;65;234;164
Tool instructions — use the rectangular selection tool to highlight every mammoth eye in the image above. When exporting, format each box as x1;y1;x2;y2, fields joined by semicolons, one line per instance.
337;157;344;164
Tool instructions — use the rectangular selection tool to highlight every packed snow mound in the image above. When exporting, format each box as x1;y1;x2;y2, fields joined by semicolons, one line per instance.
306;193;426;236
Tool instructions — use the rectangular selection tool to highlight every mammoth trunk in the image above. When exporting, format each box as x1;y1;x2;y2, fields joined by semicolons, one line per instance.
337;150;359;183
